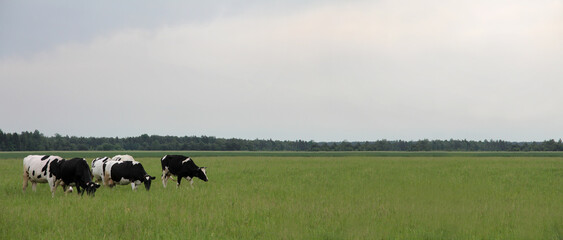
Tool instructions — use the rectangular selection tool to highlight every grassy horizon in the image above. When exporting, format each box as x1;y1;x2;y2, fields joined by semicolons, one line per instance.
1;153;561;239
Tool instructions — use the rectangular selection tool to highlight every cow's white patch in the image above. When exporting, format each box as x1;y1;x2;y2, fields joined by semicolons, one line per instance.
111;155;135;162
103;160;121;186
91;157;110;184
131;180;142;191
201;168;208;180
118;178;132;185
182;158;192;164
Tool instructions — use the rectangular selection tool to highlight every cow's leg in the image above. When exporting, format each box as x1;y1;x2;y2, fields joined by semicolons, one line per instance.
103;173;111;186
131;182;137;191
59;182;66;192
49;179;55;196
59;181;74;195
75;185;82;195
50;179;60;197
31;182;37;192
185;177;193;189
63;185;71;195
162;170;168;188
22;169;29;192
176;177;182;188
107;179;115;188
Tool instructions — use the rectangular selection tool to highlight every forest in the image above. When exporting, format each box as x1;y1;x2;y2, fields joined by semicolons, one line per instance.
0;129;562;152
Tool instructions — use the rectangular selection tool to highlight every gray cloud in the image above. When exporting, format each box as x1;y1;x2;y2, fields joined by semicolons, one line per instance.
1;0;562;141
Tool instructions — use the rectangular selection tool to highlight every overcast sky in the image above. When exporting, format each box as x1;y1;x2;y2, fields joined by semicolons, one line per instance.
1;0;562;141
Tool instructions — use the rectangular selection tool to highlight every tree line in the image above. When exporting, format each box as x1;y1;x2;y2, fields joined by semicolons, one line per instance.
1;129;562;152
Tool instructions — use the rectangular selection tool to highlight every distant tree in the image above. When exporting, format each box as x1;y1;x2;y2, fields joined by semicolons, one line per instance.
1;129;563;152
97;143;116;151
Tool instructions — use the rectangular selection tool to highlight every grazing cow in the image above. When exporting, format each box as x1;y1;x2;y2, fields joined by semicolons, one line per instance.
56;158;101;196
23;155;100;197
104;160;155;191
161;155;208;188
91;157;110;184
90;155;135;186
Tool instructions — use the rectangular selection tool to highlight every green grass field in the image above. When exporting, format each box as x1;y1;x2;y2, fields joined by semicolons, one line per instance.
1;152;562;239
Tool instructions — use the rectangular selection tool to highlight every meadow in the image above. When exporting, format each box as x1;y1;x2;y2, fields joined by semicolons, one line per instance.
0;151;561;239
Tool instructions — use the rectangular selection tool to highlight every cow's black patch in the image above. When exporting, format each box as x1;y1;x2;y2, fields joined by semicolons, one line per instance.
47;159;58;177
41;155;50;160
37;175;41;179
41;161;49;175
32;170;35;176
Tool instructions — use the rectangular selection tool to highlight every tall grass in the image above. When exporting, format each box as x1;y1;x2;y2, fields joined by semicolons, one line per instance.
1;153;562;239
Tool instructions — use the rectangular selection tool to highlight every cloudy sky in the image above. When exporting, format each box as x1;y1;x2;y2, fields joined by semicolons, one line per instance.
1;0;562;141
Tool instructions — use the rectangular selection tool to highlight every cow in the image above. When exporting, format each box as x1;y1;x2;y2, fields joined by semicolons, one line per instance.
23;155;100;197
56;158;101;196
92;155;141;187
161;155;208;188
103;159;155;191
91;156;110;184
23;155;64;196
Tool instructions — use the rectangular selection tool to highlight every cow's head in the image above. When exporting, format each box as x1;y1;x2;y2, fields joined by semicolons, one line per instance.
197;167;208;182
143;174;157;191
85;182;101;196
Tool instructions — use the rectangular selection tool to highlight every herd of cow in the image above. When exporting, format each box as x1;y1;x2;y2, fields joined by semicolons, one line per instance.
22;154;208;197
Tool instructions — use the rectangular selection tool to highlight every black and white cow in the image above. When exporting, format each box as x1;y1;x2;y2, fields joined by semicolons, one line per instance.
23;155;64;196
103;159;156;191
23;155;100;197
56;158;101;196
91;155;136;185
91;156;110;184
161;155;208;188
